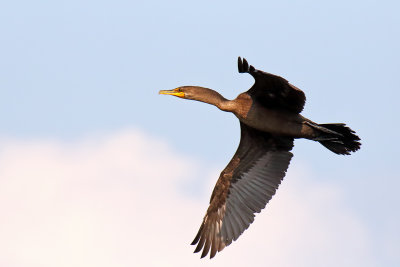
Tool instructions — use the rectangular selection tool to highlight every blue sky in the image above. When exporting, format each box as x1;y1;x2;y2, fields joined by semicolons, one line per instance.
0;1;399;266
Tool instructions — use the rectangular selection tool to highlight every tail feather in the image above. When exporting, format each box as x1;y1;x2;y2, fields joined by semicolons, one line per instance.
312;123;361;155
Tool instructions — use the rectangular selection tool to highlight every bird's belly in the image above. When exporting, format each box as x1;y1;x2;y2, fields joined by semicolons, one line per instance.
237;107;307;138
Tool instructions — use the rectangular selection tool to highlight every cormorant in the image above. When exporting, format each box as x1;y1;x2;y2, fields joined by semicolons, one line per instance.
159;57;361;259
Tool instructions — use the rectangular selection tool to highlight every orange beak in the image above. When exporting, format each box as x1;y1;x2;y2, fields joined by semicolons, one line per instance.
159;88;185;98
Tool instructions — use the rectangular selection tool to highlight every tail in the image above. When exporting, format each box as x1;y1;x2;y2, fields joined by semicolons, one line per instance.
310;123;361;155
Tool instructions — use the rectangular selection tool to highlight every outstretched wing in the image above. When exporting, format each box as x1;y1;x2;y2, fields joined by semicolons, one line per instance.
238;57;306;113
191;123;294;258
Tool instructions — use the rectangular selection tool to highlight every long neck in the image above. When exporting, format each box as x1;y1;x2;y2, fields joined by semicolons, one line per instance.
185;86;233;111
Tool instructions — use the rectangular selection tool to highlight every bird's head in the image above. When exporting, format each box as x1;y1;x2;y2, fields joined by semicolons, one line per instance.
159;86;227;108
159;86;205;100
159;87;186;98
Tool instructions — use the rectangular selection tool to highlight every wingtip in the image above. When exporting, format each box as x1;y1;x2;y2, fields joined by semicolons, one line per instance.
193;237;204;253
191;234;200;246
242;58;249;70
237;57;243;73
210;249;217;259
193;246;201;253
238;56;254;74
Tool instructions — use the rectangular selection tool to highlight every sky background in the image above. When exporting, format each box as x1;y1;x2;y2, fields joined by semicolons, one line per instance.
0;0;399;266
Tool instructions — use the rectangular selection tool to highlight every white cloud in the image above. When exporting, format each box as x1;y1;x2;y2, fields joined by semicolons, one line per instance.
0;129;377;267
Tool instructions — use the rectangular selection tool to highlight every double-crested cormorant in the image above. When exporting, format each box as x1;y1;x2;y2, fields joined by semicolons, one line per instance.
159;57;361;259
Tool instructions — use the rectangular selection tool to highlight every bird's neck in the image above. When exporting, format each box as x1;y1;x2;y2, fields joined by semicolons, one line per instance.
187;86;233;111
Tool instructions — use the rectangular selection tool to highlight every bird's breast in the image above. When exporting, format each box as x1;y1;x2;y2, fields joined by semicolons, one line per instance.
227;93;253;118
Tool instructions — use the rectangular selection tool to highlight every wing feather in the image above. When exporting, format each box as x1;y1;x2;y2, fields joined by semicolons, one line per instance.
191;123;294;258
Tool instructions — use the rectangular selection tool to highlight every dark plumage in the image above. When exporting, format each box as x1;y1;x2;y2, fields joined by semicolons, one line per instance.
159;57;361;259
238;57;306;114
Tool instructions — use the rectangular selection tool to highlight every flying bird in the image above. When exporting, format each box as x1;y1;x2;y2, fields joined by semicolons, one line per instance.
159;57;361;259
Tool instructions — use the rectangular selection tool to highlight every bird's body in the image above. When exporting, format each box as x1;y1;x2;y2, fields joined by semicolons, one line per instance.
221;93;314;139
159;57;361;259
